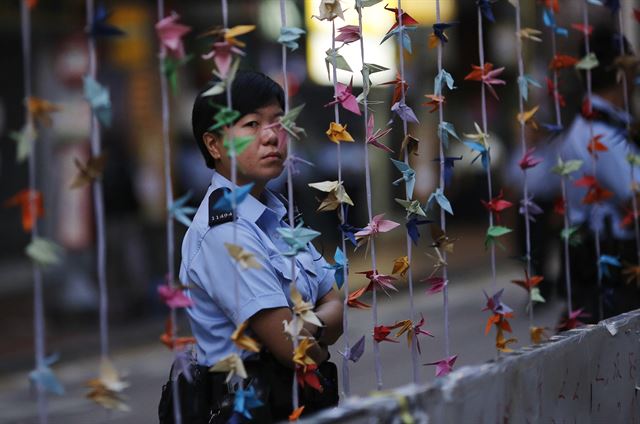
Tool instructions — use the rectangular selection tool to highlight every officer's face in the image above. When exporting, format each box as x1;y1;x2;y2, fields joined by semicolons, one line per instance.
206;102;285;190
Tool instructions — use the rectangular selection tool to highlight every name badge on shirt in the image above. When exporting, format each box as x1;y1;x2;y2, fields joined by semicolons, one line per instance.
208;188;234;227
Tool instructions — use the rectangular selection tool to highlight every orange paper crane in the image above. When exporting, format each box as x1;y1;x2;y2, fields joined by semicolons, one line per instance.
4;189;44;232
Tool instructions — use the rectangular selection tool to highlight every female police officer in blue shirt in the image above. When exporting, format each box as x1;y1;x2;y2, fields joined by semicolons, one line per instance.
176;71;343;422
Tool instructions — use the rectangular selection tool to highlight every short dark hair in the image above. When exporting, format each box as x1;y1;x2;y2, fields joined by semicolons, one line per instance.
192;70;285;169
579;26;633;92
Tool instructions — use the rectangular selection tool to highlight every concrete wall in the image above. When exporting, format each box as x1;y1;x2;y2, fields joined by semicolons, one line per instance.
303;310;640;423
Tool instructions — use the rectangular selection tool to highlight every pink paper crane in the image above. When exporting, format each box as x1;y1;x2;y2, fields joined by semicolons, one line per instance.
324;78;361;115
158;284;193;309
155;12;191;59
424;355;457;377
355;213;400;239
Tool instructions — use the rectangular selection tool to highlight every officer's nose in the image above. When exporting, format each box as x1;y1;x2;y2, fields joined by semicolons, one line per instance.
261;124;278;145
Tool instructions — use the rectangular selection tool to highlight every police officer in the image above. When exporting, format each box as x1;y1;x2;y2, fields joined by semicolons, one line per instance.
176;71;343;422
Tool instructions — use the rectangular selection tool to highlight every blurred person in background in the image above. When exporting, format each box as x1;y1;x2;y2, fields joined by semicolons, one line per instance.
523;26;640;322
159;71;342;423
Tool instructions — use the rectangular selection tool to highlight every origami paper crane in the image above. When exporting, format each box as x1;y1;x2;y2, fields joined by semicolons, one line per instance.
399;134;420;158
511;270;545;306
464;63;506;100
296;363;322;391
231;321;261;353
485;225;512;249
233;385;264;420
158;283;192;309
156;12;191;59
599;254;621;280
429;22;457;48
293;337;317;368
25;237;63;267
517;74;542;102
201;26;255;78
29;354;64;396
325;122;354;144
166;191;197;227
575;53;599;71
324;48;353;79
86;358;130;411
558;308;589;331
26;97;61;127
390;158;416;199
546;78;566;107
381;73;408;105
423;93;446;113
391;256;410;278
289;406;305;421
83;76;111;127
277;222;321;257
383;4;419;34
162;54;193;94
284;155;314;176
312;0;345;21
213;183;254;211
325;78;361;115
355;214;400;242
5;189;43;232
339;334;365;363
393;313;434;354
160;315;196;350
10;122;37;163
423;276;446;295
551;157;583;176
529;326;548;344
87;5;125;38
622;264;640;288
574;175;613;205
324;247;347;289
335;25;361;44
209;353;248;383
587;134;608;156
308;180;354;212
495;327;517;353
374;325;399;343
366;113;393;153
339;207;363;246
430;224;456;254
361;62;389;96
406;217;431;245
519;147;542;170
395;198;427;218
477;0;497;22
354;270;399;296
517;106;540;130
427;188;453;215
390;102;419;124
436;156;463;187
480;190;513;225
571;23;593;36
518;27;542;42
424;355;457;377
70;154;108;189
434;69;456;96
278;27;306;51
347;289;371;309
519;196;543;223
291;285;324;336
438;121;460;149
543;0;560;13
267;103;306;150
549;54;578;70
483;289;513;316
542;8;568;36
224;243;261;270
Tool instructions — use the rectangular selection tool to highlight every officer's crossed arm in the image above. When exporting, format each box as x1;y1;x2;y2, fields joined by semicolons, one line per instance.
249;307;329;368
302;288;343;346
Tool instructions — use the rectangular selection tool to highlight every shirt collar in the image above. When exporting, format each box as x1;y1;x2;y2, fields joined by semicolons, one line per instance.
210;172;286;223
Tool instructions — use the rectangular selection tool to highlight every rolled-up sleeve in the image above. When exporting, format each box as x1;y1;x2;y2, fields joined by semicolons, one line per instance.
307;242;336;300
188;222;289;324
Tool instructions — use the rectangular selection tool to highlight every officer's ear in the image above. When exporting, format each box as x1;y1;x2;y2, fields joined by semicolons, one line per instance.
203;132;223;164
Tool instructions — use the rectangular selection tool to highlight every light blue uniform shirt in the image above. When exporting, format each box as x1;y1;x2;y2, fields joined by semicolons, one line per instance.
179;172;335;366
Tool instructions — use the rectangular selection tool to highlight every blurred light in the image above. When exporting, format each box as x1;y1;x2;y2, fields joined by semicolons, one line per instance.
304;0;457;87
259;0;302;41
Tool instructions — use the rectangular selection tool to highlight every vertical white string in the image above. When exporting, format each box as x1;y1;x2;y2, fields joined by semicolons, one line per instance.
21;1;48;422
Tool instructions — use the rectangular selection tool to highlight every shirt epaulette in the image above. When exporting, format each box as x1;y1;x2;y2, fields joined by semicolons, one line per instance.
208;187;234;227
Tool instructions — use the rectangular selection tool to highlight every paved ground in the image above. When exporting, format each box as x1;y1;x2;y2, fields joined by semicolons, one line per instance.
0;260;565;424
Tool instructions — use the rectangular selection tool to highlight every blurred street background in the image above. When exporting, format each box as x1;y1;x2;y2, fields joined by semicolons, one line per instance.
0;0;638;422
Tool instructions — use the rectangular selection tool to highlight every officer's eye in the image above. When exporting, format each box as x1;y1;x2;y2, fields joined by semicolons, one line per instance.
244;121;260;129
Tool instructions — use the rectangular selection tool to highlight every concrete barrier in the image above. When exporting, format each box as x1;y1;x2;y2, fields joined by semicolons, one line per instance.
302;310;640;423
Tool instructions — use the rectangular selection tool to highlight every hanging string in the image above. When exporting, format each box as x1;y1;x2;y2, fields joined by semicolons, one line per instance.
327;16;356;394
85;0;109;362
476;4;497;290
156;1;182;422
581;0;604;321
434;0;451;362
21;1;48;422
395;0;419;384
513;0;534;327
278;0;301;410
